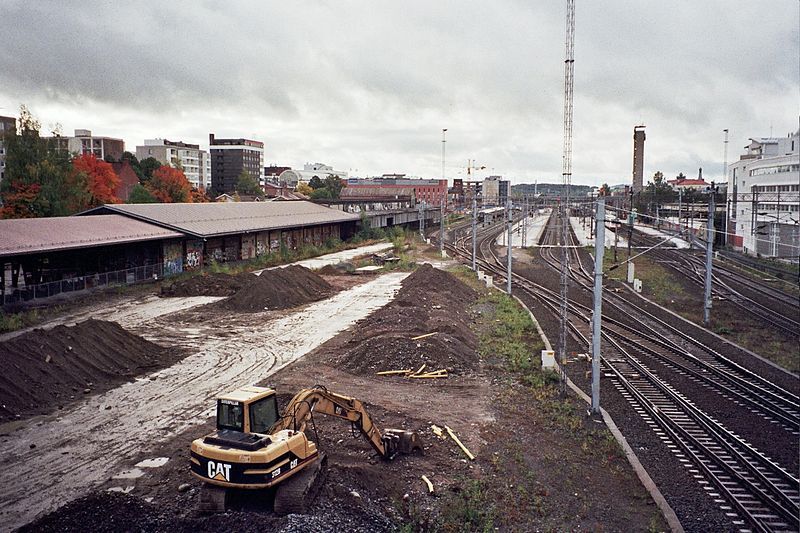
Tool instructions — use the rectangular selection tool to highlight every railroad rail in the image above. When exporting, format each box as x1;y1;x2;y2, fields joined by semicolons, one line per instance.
444;209;800;532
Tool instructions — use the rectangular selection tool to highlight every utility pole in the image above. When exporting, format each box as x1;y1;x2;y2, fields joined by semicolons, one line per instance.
703;183;716;327
722;129;729;246
521;195;528;249
506;199;513;295
558;0;576;395
419;201;425;239
471;196;477;271
627;190;635;262
440;128;447;255
591;196;605;414
677;188;682;237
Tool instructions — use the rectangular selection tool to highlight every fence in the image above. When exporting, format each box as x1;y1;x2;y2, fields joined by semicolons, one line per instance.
2;263;165;307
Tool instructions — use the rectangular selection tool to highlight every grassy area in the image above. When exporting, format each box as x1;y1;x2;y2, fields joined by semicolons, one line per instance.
0;308;41;333
438;268;657;532
605;254;799;372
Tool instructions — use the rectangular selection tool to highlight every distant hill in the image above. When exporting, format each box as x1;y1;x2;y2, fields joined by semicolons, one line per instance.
511;183;593;197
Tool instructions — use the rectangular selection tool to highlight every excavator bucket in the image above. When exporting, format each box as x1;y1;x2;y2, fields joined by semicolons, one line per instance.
383;429;422;457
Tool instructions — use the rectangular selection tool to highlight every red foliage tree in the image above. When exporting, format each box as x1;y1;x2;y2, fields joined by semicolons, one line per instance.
190;186;210;203
71;154;121;207
0;181;42;218
146;166;192;203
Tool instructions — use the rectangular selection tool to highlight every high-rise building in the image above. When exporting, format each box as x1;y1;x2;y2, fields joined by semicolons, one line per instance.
136;139;210;189
727;129;799;257
209;134;264;195
49;129;125;161
0;116;16;184
632;125;646;193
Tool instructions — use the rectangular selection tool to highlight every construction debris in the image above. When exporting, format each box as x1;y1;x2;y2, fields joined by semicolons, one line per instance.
375;369;412;376
445;425;475;460
411;332;438;341
431;425;444;438
421;475;434;494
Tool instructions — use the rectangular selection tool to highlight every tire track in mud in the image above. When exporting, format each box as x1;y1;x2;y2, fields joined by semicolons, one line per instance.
0;272;409;532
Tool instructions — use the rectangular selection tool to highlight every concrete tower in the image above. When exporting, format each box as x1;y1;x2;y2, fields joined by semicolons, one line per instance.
632;125;646;193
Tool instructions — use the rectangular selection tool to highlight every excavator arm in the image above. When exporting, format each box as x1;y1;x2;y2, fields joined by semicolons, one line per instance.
270;385;420;459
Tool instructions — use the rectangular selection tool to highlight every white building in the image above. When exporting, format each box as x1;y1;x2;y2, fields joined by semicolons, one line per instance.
136;139;210;190
278;162;348;187
48;129;125;162
728;129;799;259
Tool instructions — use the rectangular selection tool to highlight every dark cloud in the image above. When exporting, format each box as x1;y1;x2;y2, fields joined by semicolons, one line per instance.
0;0;796;185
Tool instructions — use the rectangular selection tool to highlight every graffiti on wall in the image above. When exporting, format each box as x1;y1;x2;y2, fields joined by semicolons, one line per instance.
185;239;203;270
241;235;256;260
163;241;184;276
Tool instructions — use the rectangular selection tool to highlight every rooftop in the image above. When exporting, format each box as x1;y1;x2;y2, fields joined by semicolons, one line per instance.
0;214;182;258
83;201;359;238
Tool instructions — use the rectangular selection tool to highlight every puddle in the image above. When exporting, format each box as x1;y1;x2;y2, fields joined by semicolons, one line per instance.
135;457;169;468
112;468;144;479
106;486;134;494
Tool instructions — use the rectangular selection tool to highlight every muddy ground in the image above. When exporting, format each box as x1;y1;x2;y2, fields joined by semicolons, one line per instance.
0;262;407;531
20;261;665;532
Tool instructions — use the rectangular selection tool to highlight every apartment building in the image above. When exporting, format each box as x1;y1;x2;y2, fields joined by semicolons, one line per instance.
0;116;15;184
136;139;210;189
209;134;264;195
49;129;125;161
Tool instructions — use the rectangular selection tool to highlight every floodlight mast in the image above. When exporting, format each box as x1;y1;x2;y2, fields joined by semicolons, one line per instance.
558;0;576;395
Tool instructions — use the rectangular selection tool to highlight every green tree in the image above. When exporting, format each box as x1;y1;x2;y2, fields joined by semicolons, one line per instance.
308;176;324;190
0;105;79;217
323;175;343;198
310;187;333;199
139;157;162;184
122;151;144;181
637;170;675;216
128;183;157;203
235;170;262;196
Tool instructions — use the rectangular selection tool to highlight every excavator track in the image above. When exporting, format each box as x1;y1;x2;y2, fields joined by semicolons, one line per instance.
198;484;229;513
273;452;328;515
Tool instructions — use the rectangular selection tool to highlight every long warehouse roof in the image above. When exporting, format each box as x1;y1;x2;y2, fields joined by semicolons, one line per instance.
0;214;183;258
83;201;360;238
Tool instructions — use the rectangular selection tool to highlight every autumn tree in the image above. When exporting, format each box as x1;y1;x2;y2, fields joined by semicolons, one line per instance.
235;170;262;196
295;182;313;196
0;181;41;218
146;165;192;203
71;154;120;208
190;186;210;203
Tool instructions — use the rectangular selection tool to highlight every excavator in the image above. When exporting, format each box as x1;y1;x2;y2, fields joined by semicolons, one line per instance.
190;384;421;514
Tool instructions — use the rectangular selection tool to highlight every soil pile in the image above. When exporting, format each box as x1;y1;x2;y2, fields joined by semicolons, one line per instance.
337;264;479;375
217;265;333;312
160;272;255;297
0;319;175;422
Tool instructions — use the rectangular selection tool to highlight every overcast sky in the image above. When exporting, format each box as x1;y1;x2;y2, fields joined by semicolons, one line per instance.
1;1;797;186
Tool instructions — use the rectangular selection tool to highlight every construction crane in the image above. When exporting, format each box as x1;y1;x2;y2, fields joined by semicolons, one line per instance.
558;0;576;394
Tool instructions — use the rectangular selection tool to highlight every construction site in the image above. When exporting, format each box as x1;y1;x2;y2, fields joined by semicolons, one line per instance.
0;224;673;533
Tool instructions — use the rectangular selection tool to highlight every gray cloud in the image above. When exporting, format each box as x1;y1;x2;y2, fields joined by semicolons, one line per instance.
0;0;796;186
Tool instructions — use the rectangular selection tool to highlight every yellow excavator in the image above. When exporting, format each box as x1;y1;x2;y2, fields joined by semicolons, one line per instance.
190;384;421;514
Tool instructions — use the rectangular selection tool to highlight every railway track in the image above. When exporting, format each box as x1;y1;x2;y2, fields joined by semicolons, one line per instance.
444;209;800;532
618;224;800;337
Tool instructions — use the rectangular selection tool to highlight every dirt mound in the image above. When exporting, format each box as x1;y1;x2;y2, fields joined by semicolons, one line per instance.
160;271;255;297
336;264;479;375
217;265;333;312
316;262;354;275
0;319;175;422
